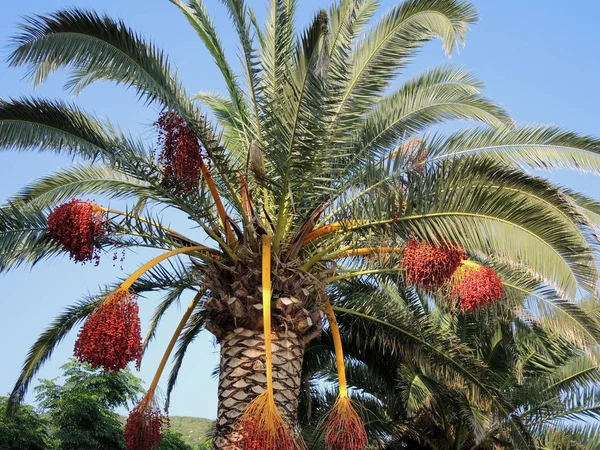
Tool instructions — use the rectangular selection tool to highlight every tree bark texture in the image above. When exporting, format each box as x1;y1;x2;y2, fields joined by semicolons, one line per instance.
213;328;304;450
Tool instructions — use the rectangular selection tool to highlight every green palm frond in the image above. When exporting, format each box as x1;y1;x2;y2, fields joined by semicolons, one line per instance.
330;0;477;131
351;66;513;166
541;355;600;396
536;428;600;450
324;278;539;448
258;0;296;122
142;283;202;354
328;282;523;421
327;0;379;63
165;307;206;409
398;364;436;418
562;189;600;242
9;8;188;108
330;157;597;298
170;0;251;145
7;7;241;193
527;384;600;427
424;125;600;174
507;282;600;349
0;202;61;273
0;98;112;160
6;295;103;414
194;92;247;156
219;0;263;138
269;10;331;243
0;198;200;273
8;164;157;207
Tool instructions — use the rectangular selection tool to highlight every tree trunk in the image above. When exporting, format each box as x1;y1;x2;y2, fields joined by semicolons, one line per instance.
213;327;304;450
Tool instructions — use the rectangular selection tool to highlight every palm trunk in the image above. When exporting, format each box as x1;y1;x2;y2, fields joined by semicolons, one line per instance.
213;327;304;450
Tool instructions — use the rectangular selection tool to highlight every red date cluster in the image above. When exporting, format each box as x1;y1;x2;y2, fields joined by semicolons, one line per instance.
74;289;142;371
402;238;465;288
454;266;504;311
155;112;203;194
124;400;166;450
47;199;106;264
323;398;367;450
239;418;299;450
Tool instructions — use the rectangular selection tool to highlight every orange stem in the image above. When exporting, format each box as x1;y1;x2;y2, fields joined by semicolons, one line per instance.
121;246;211;290
303;220;364;245
199;160;234;244
324;300;348;398
262;235;274;401
146;290;204;398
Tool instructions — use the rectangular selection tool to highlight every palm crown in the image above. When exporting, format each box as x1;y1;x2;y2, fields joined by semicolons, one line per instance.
2;0;600;449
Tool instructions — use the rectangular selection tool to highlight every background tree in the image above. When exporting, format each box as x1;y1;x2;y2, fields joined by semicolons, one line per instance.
299;281;600;449
2;0;600;449
0;396;51;450
35;360;143;450
158;429;193;450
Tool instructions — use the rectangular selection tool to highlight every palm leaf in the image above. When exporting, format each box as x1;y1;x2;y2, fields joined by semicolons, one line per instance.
351;66;513;167
170;0;251;144
10;8;187;108
331;0;477;130
165;307;206;409
424;125;600;174
219;0;263;139
0;98;112;160
6;294;103;414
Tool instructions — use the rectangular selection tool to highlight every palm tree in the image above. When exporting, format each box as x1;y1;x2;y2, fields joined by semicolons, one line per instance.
2;0;600;448
301;280;600;449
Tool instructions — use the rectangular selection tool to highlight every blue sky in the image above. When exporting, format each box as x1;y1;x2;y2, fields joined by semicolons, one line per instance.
0;1;599;420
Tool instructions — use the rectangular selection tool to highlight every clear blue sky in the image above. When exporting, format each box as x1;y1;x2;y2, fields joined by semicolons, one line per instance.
0;1;599;420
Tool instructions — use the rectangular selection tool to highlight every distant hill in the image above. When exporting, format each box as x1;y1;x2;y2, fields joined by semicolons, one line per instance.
169;416;214;447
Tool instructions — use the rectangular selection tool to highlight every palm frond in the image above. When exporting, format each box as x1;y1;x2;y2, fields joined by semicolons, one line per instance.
7;294;103;414
170;0;251;145
331;0;477;131
0;98;112;160
329;278;534;448
424;125;600;174
327;0;379;62
194;92;246;156
506;281;600;349
165;307;206;409
541;355;600;396
9;8;187;108
270;9;330;245
8;7;240;197
8;164;157;207
327;157;598;298
219;0;263;139
350;66;513;167
142;283;200;354
0;202;62;273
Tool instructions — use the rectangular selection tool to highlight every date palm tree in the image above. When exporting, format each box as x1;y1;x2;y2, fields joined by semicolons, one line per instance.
2;0;600;448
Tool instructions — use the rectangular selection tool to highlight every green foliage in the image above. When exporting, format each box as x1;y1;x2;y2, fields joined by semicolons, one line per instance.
300;278;600;449
0;396;50;450
157;429;193;450
35;360;143;450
